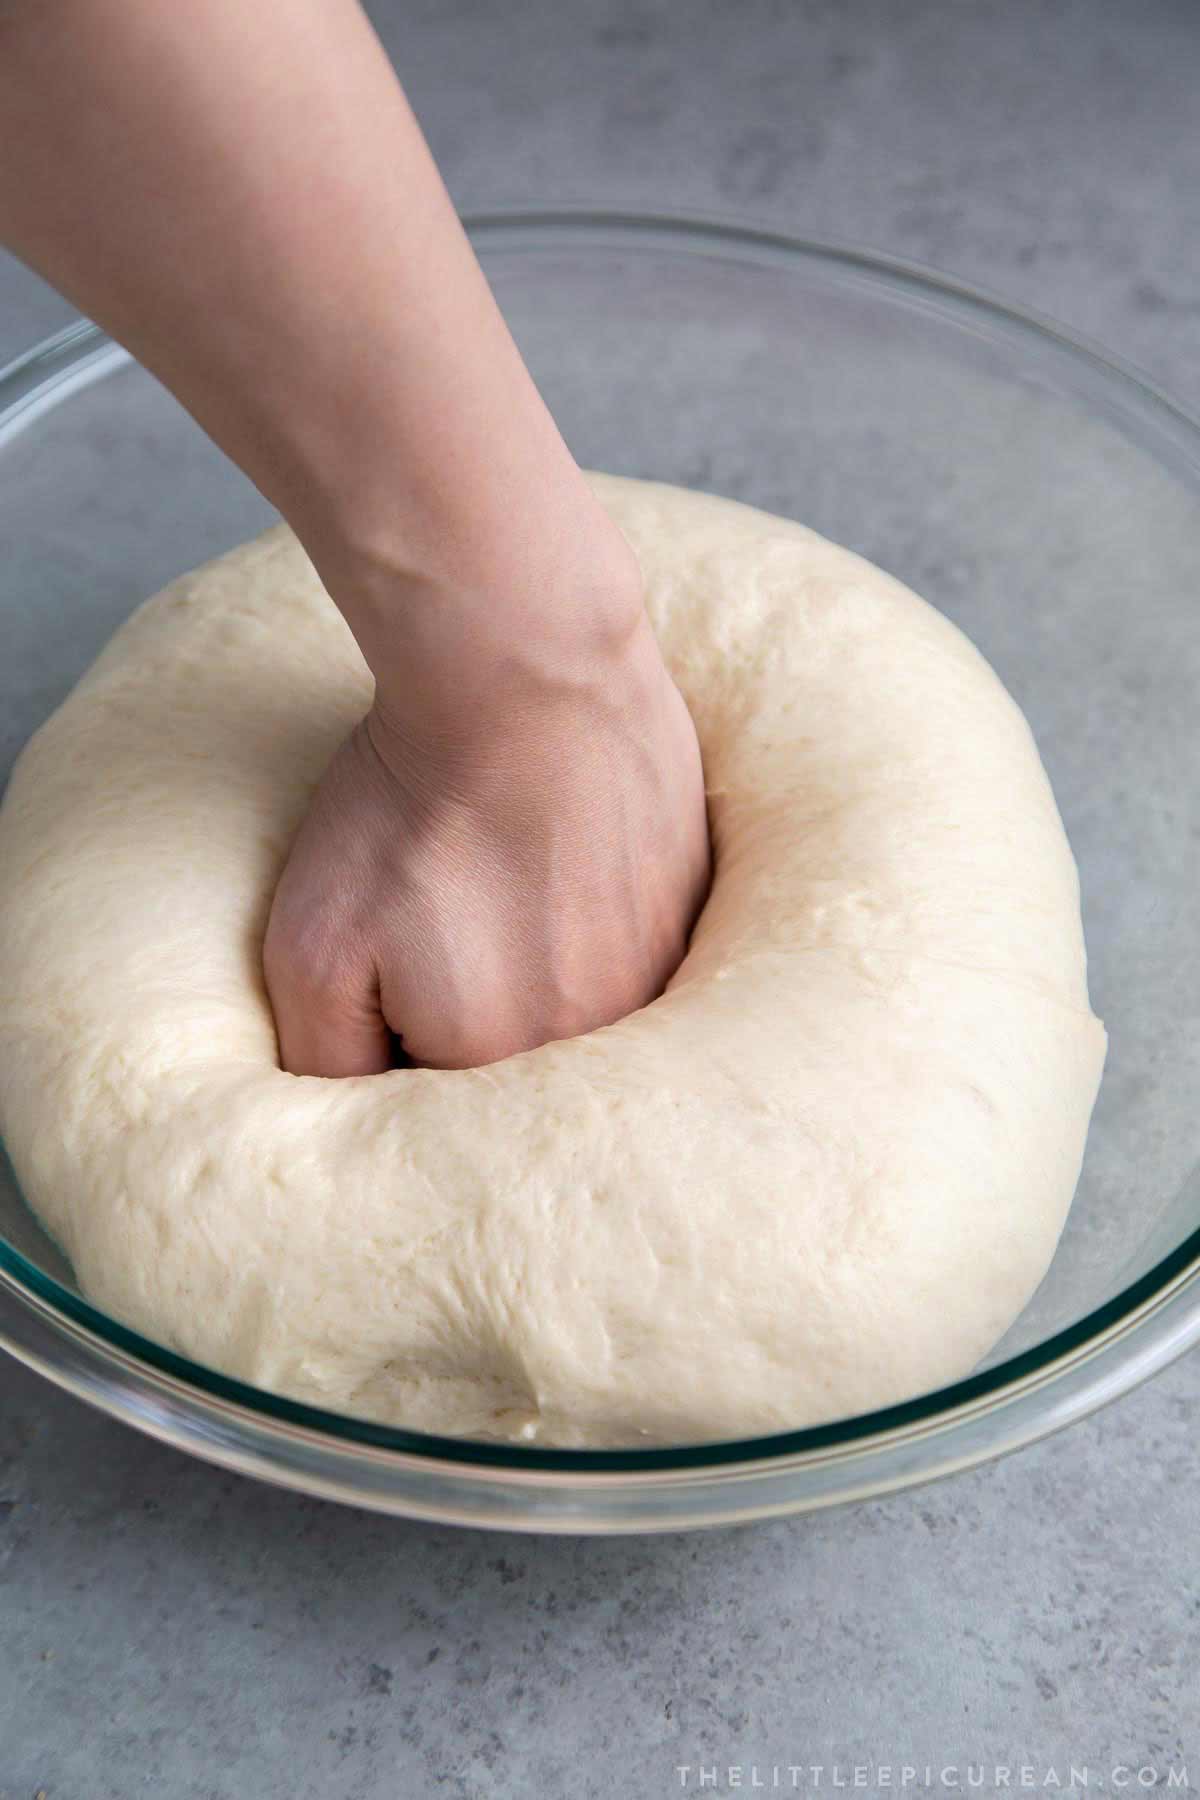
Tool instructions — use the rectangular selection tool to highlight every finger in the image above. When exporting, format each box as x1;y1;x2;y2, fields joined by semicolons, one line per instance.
381;972;580;1071
265;956;393;1078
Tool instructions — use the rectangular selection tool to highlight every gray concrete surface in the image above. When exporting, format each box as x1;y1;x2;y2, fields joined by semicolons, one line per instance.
2;0;1200;1793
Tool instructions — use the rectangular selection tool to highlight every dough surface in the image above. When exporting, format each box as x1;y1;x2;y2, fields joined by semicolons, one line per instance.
0;477;1106;1446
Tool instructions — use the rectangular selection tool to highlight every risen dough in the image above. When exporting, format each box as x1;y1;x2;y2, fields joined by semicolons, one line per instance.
0;477;1106;1446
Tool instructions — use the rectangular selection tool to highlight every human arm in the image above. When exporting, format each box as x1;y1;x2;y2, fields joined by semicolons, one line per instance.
0;0;711;1071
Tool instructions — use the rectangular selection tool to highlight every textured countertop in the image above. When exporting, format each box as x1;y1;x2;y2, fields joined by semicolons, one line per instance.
2;2;1199;1794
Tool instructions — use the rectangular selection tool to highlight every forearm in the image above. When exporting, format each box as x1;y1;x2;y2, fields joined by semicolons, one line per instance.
0;0;632;688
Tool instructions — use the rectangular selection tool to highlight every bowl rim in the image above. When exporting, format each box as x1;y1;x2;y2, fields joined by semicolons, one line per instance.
3;206;1200;1506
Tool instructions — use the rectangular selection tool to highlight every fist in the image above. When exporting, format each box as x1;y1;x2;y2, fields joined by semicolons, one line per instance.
263;610;711;1073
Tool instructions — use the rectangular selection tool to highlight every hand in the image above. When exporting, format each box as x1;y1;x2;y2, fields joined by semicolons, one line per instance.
263;565;712;1075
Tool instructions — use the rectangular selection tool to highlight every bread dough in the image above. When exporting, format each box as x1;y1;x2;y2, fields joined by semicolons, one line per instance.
0;476;1106;1446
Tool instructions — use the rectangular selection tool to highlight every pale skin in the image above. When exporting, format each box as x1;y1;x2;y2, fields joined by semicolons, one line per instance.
0;0;711;1072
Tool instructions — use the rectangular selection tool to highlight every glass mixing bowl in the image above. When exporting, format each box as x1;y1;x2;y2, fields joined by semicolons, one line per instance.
3;212;1200;1532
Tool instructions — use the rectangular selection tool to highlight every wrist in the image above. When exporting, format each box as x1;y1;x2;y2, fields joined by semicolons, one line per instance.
309;485;648;716
363;595;669;804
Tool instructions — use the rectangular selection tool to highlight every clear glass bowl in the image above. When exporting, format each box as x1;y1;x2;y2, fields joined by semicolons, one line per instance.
3;211;1200;1532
